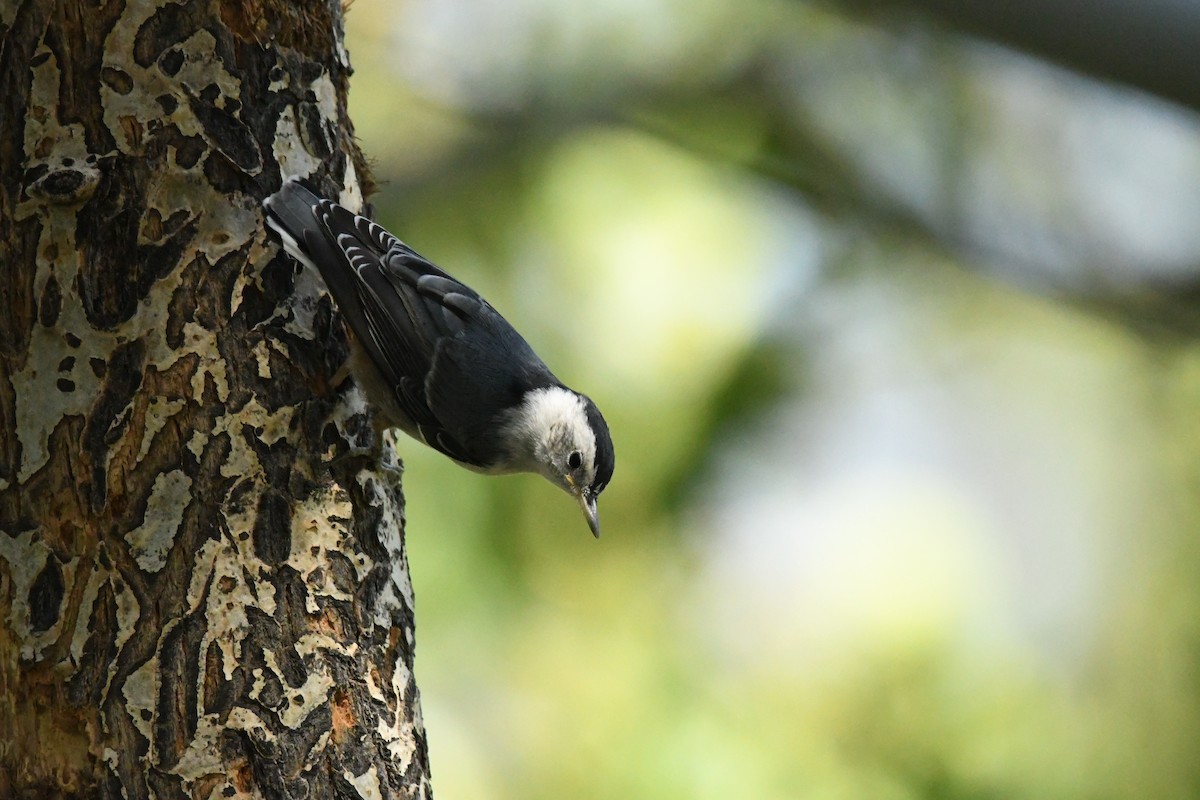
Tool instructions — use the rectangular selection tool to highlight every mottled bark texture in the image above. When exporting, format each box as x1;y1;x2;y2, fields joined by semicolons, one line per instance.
0;1;431;797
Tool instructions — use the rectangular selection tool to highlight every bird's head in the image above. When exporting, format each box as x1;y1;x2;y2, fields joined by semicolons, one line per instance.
519;387;614;537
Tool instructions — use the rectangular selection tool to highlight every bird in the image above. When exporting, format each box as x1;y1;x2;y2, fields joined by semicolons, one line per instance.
263;179;614;537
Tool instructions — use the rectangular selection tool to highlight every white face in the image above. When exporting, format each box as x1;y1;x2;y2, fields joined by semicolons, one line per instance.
522;388;598;494
507;386;606;536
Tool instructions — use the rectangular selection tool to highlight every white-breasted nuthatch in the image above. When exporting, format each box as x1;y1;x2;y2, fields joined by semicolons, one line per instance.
264;179;614;537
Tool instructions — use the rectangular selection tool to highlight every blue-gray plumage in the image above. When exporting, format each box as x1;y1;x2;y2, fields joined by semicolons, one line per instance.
264;179;614;536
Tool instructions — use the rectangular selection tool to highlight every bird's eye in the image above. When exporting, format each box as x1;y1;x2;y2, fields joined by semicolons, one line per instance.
567;451;582;470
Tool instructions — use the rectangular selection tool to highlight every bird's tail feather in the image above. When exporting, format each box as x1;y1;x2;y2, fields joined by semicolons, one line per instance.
263;179;374;350
263;179;325;268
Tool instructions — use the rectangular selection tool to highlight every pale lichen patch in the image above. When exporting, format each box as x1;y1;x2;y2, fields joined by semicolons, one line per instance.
252;340;273;379
126;469;193;572
288;486;358;586
136;395;186;463
272;71;340;182
215;412;264;482
282;260;328;338
13;221;103;481
67;566;105;666
189;533;276;681
295;632;358;660
248;648;285;708
272;105;324;186
364;665;387;704
343;766;384;800
108;575;142;688
172;29;244;110
123;655;158;748
186;428;209;460
0;531;50;650
180;323;230;402
356;454;415;624
245;397;293;447
373;649;421;766
339;158;364;213
172;708;274;782
278;663;334;729
320;383;377;460
307;729;332;765
20;47;95;212
98;0;179;152
267;53;291;94
101;748;122;784
246;659;282;712
13;331;92;482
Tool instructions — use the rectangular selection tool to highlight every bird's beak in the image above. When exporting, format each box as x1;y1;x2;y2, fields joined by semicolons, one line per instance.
577;490;601;539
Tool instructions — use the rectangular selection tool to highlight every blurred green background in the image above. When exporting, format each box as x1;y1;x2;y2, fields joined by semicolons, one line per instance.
343;2;1200;798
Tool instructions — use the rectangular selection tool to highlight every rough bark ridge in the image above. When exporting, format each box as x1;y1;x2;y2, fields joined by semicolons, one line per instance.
0;1;431;797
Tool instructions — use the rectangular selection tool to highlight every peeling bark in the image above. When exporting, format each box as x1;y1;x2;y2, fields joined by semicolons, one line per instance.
0;1;431;797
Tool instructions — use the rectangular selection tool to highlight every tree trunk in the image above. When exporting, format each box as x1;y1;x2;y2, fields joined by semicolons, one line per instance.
0;1;431;797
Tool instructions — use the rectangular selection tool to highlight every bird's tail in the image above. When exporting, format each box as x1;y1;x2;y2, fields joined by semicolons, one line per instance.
262;179;326;272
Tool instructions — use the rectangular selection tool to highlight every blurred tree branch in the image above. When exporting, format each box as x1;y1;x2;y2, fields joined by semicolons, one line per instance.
380;2;1200;345
835;0;1200;115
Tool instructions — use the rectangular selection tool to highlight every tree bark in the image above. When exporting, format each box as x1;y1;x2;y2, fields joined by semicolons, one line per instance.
0;1;431;797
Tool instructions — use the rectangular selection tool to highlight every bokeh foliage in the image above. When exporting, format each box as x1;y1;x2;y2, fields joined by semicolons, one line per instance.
343;1;1200;797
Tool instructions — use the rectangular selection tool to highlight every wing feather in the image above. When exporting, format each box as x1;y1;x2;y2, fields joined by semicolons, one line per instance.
264;180;557;467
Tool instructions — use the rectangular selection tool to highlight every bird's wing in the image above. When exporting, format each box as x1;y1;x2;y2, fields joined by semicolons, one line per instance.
267;181;553;467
